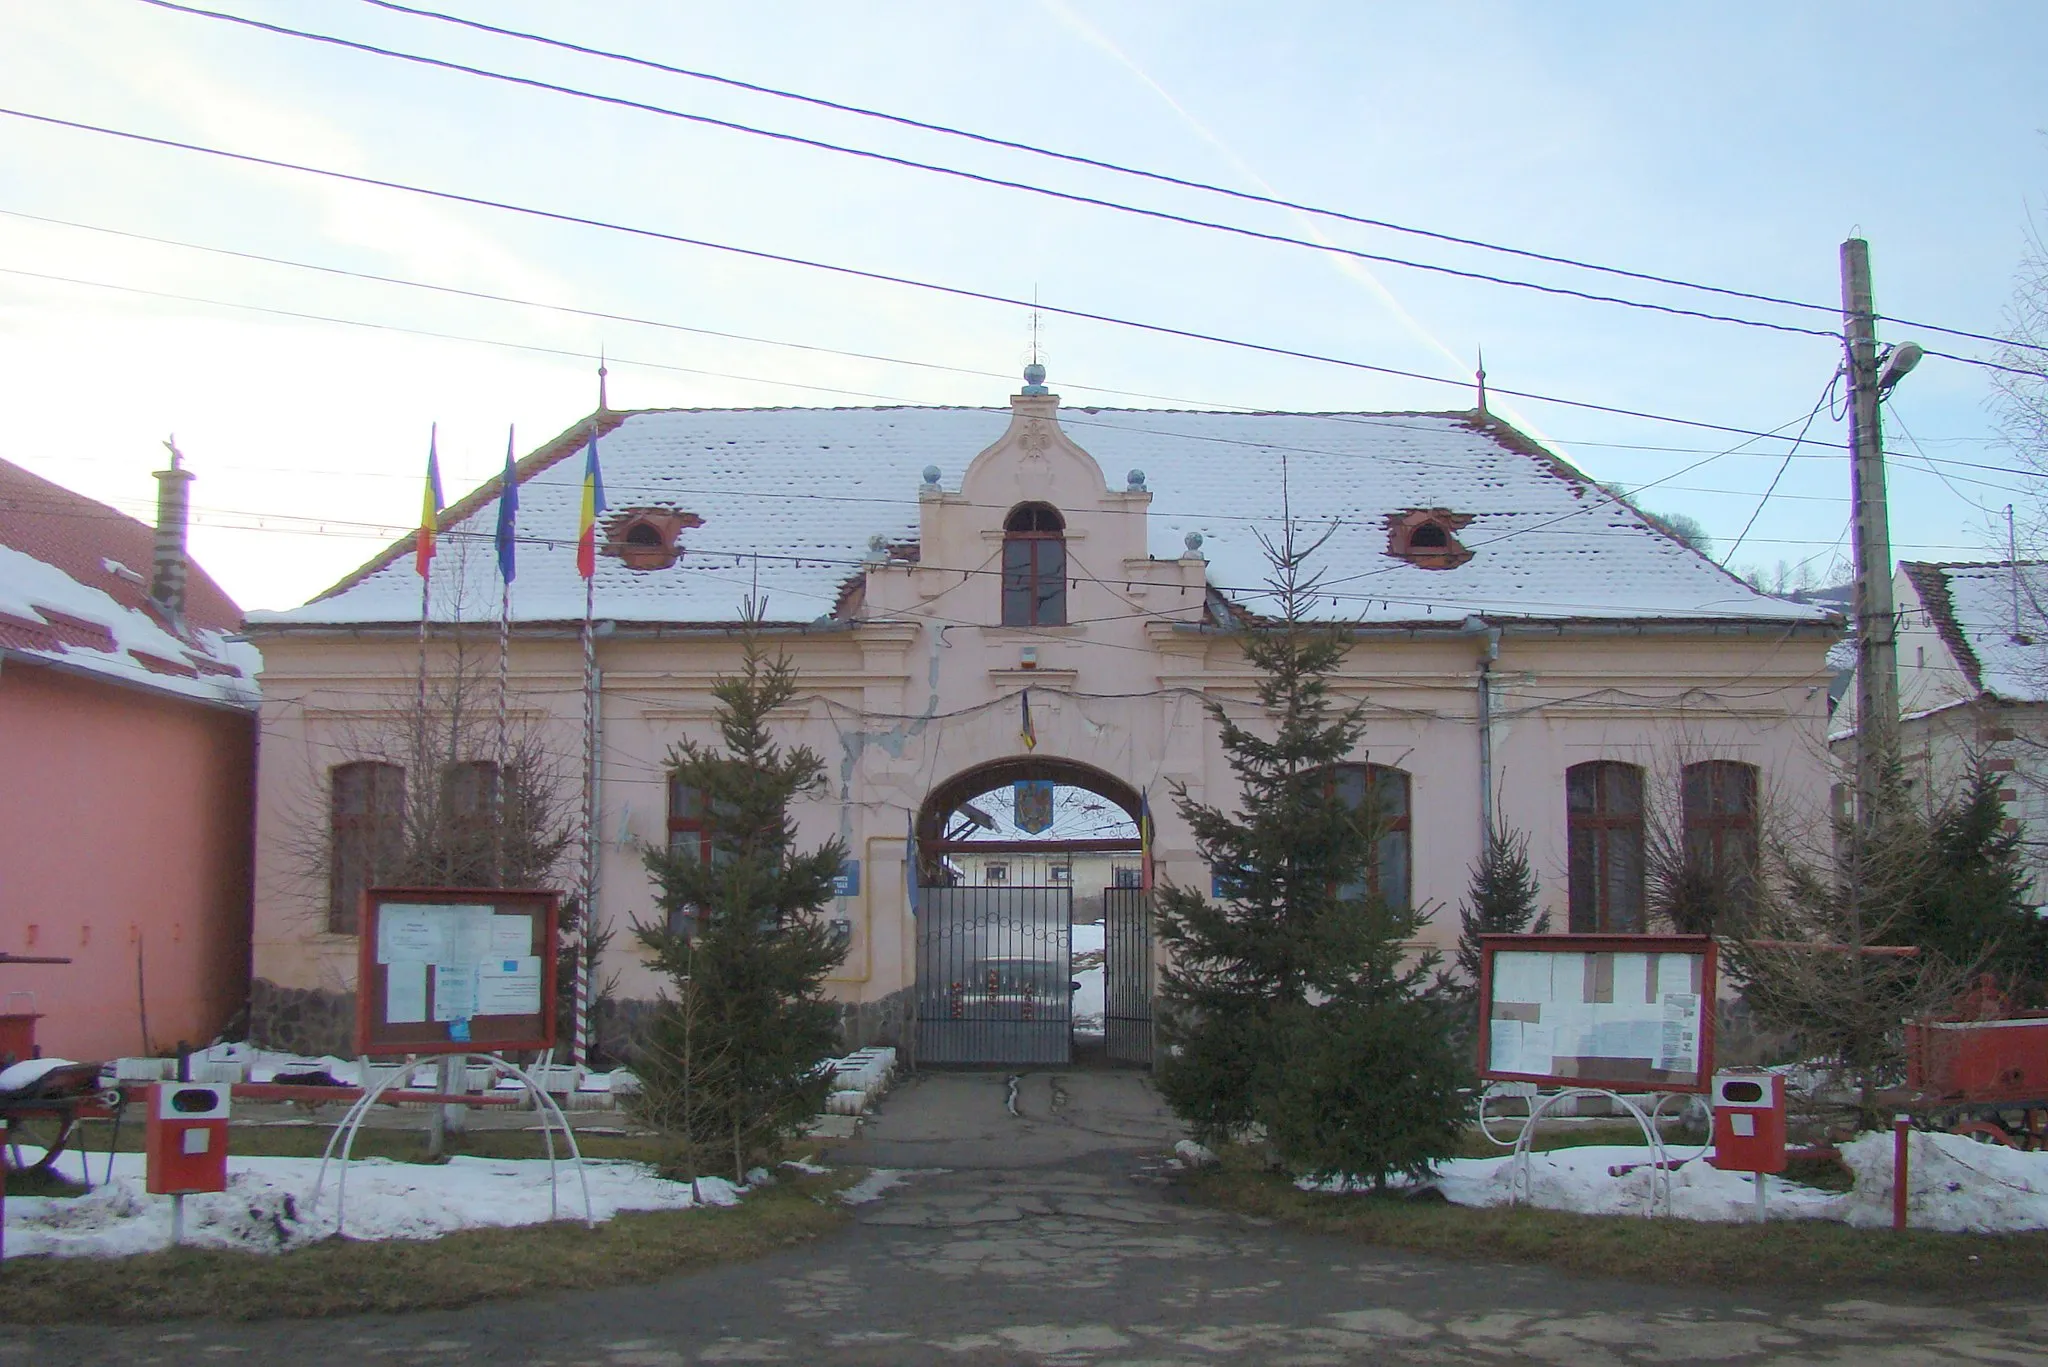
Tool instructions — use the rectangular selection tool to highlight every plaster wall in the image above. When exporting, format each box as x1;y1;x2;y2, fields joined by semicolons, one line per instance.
0;659;254;1060
246;396;1838;1049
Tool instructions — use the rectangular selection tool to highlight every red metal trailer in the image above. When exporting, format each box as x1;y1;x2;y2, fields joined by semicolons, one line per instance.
1905;996;2048;1149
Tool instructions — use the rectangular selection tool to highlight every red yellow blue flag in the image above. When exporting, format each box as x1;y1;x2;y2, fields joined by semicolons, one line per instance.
575;423;606;579
414;424;443;577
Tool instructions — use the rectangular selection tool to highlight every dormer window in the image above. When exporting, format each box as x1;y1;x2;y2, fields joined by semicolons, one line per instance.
1385;508;1474;570
1002;503;1066;626
605;508;701;571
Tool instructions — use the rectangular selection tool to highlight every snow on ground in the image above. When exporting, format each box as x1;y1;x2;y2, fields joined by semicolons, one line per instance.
1071;922;1106;1036
837;1169;917;1205
1309;1132;2048;1232
3;1151;741;1260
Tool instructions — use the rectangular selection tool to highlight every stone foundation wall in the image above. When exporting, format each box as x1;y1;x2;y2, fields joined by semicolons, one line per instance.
249;978;356;1058
837;986;915;1052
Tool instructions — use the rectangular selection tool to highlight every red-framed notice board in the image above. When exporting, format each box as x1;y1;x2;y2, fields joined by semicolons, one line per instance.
355;888;560;1056
1478;934;1718;1094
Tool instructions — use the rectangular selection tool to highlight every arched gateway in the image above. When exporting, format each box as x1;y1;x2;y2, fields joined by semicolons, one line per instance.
913;758;1155;1067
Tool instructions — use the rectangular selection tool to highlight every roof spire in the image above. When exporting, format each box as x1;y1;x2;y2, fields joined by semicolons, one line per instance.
597;349;610;413
1021;290;1049;395
1475;346;1488;417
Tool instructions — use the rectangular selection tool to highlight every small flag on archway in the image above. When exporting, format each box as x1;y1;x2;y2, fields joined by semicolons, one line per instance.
1018;688;1036;751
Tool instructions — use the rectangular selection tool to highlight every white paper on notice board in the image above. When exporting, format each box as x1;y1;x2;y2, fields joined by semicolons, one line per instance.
1492;952;1553;1005
433;964;478;1021
386;960;428;1023
378;906;447;964
476;956;542;1015
489;915;531;956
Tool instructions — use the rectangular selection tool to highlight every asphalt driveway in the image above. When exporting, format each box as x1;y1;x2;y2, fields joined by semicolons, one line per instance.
9;1069;2045;1365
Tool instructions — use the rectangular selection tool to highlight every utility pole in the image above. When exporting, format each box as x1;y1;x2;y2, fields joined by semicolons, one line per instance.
1843;237;1898;830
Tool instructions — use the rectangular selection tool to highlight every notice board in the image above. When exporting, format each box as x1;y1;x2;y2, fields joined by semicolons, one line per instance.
1478;934;1717;1093
355;887;559;1056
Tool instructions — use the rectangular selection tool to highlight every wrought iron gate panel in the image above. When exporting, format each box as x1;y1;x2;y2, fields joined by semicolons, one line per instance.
1102;887;1154;1065
916;886;1073;1065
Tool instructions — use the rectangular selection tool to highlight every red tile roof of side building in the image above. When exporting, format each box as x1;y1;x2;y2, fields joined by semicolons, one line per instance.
0;456;243;632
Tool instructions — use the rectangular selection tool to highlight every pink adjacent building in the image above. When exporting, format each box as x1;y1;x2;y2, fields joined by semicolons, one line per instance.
0;452;259;1064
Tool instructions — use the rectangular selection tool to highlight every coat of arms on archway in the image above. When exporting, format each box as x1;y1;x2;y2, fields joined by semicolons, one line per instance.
1013;780;1056;835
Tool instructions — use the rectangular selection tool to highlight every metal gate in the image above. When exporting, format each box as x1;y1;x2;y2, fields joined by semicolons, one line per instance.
916;885;1073;1065
1102;887;1154;1065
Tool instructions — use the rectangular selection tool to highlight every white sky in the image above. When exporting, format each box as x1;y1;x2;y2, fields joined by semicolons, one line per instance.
0;0;2041;612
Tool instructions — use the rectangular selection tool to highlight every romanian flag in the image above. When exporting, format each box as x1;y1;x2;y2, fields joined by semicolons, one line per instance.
1019;688;1036;751
414;425;444;577
1139;788;1154;891
575;423;606;579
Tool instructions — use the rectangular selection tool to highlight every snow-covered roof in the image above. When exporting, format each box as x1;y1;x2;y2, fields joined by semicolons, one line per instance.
0;462;257;708
255;401;1835;630
1903;560;2048;702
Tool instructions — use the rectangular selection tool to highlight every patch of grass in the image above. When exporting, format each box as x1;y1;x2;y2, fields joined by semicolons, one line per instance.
1185;1164;2048;1301
0;1166;858;1324
3;1167;90;1198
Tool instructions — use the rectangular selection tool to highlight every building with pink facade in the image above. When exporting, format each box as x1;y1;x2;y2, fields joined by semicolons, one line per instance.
0;453;259;1064
245;371;1839;1064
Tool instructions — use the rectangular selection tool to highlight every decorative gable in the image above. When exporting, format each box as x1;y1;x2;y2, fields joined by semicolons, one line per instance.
604;508;702;571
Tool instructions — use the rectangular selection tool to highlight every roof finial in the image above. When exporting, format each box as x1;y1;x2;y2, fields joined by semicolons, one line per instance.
1475;346;1488;417
597;349;610;413
162;434;184;470
1021;290;1049;395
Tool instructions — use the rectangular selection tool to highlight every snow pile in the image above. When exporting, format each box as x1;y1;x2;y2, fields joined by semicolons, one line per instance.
825;1047;898;1116
1419;1146;1843;1223
1307;1136;2048;1231
1834;1131;2048;1233
3;1152;742;1260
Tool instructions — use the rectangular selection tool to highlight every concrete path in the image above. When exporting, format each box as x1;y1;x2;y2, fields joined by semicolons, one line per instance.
10;1069;2047;1365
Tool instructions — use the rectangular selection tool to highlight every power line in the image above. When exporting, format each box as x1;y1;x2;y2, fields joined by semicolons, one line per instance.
0;104;1859;448
134;0;1842;343
1718;378;1835;566
9;233;2029;503
346;0;2047;359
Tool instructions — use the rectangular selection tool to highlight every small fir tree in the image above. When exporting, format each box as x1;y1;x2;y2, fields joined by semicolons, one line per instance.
633;644;847;1182
1154;523;1466;1187
1898;766;2046;1001
1450;826;1548;995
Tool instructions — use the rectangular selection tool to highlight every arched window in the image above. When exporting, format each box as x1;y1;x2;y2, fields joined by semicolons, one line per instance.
1567;761;1645;932
1408;522;1449;549
1683;760;1759;907
1002;502;1066;627
330;761;405;934
1333;763;1412;912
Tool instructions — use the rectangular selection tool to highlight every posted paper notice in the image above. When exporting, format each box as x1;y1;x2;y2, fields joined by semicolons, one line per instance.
378;906;446;964
477;956;542;1016
433;964;478;1022
385;961;428;1023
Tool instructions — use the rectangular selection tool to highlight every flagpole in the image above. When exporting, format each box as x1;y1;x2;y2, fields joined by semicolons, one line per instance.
576;569;596;1066
572;418;605;1068
494;427;517;886
415;425;441;786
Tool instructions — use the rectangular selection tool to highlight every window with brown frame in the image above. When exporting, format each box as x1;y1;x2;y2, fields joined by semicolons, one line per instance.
330;761;405;934
668;776;712;867
1001;502;1067;626
1332;763;1412;912
1683;760;1759;907
1567;761;1645;932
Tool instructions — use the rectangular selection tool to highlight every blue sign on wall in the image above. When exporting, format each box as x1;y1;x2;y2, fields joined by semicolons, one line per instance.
832;860;861;897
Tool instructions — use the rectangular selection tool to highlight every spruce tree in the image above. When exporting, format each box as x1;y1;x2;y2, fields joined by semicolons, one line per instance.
1155;525;1466;1186
1898;767;2046;1002
1451;826;1548;995
633;645;847;1182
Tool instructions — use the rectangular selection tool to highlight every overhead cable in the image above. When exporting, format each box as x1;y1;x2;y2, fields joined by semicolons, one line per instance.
131;0;1839;341
0;104;1861;447
343;0;2044;358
